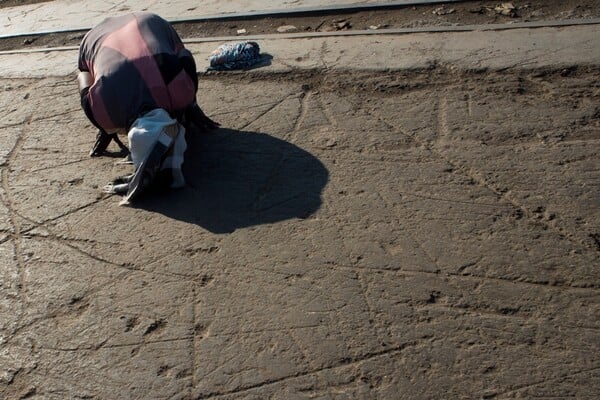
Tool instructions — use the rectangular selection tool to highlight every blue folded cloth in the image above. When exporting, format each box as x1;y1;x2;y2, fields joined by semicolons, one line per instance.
208;41;262;70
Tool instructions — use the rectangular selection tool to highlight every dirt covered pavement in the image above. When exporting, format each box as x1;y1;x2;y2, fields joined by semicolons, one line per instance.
1;63;599;398
1;0;599;51
0;2;600;399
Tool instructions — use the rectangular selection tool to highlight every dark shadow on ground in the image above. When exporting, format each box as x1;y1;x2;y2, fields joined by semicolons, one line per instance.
135;128;329;233
248;53;273;70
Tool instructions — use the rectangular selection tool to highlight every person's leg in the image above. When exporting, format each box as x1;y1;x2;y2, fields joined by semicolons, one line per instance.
178;53;220;132
81;88;129;156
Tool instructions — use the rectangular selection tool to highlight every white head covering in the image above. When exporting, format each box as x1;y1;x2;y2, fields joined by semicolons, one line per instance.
127;108;187;188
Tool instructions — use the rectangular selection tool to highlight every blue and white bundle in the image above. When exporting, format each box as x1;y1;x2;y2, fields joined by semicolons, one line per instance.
208;41;262;71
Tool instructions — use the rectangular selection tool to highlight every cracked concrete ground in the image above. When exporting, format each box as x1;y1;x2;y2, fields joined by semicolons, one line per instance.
1;48;599;400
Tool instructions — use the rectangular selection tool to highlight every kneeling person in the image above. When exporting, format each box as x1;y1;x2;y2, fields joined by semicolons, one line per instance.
77;12;219;203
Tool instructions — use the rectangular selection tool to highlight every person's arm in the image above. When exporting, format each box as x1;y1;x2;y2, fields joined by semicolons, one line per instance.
77;70;121;156
179;51;198;92
78;71;93;94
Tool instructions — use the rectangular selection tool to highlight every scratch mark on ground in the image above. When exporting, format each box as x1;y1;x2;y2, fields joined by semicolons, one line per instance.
321;261;600;292
293;90;312;134
1;114;33;307
357;97;598;254
28;157;90;173
191;283;198;396
493;366;600;397
39;336;192;352
197;341;417;398
240;92;296;131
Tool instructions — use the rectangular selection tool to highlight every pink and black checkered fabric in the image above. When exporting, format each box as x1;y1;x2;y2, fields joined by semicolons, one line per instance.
79;13;196;130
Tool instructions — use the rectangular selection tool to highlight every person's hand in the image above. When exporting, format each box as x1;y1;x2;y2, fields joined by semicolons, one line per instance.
90;129;112;156
90;130;129;157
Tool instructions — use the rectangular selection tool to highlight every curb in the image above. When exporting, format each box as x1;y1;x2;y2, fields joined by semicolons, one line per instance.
0;24;598;78
1;18;599;56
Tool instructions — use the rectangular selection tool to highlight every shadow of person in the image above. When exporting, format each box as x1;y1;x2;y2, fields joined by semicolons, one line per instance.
134;128;329;233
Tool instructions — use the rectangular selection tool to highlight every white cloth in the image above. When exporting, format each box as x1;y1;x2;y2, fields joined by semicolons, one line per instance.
127;108;187;188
